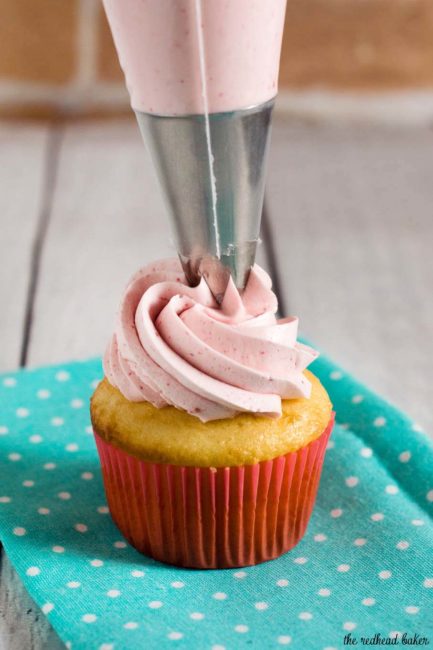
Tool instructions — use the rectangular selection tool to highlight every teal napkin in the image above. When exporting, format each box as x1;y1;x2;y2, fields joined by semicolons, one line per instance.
0;355;432;650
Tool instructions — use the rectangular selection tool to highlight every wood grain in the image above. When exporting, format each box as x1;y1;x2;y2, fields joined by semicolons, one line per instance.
267;119;433;431
26;118;172;367
0;551;64;650
0;123;49;370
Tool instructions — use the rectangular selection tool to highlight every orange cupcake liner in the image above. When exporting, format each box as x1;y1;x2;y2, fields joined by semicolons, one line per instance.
94;413;334;569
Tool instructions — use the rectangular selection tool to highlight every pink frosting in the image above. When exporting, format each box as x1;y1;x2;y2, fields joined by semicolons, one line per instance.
102;0;287;115
104;259;318;422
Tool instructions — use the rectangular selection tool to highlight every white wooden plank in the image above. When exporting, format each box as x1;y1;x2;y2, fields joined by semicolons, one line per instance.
267;119;433;432
0;551;64;650
27;118;268;367
0;122;49;371
28;118;173;366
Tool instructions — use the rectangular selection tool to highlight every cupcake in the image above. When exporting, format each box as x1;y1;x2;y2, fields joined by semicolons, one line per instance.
90;259;333;569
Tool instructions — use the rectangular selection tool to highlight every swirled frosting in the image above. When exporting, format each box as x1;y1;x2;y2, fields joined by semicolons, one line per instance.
103;259;318;422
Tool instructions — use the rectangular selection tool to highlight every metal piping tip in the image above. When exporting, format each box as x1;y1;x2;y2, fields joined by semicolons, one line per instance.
136;98;274;298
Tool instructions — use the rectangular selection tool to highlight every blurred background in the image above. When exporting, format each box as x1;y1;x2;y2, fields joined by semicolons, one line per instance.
1;0;432;432
2;0;433;117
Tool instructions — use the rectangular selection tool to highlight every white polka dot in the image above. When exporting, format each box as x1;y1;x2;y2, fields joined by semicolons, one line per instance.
211;646;226;650
277;637;291;645
234;625;249;633
0;426;8;435
354;538;367;546
26;566;40;576
339;423;350;430
293;556;308;564
314;533;327;542
318;588;331;597
412;422;424;433
330;370;342;380
167;632;183;640
330;508;343;518
114;541;126;548
374;416;386;427
85;426;93;434
343;622;357;631
65;644;71;650
82;614;97;623
426;490;433;502
37;389;51;399
8;453;21;462
396;540;409;550
58;492;71;500
81;472;93;480
74;523;88;533
97;505;109;514
385;485;399;495
90;559;103;567
99;645;114;650
399;451;411;463
423;578;433;588
412;519;424;526
277;579;289;587
44;462;56;470
345;477;359;488
389;632;401;640
337;564;350;573
42;603;54;614
351;394;364;404
16;407;29;418
107;589;121;598
149;601;163;609
360;447;373;458
23;480;35;487
379;570;392;580
255;602;268;610
171;581;185;588
29;435;43;444
67;581;81;589
66;443;78;452
38;507;50;515
0;496;11;503
90;379;100;389
56;370;70;381
71;399;84;409
405;606;419;615
131;570;144;577
52;545;65;553
3;377;16;387
13;527;26;536
362;598;376;606
298;612;313;620
371;513;384;521
124;622;138;630
326;440;335;450
213;592;227;600
51;417;64;427
233;571;247;579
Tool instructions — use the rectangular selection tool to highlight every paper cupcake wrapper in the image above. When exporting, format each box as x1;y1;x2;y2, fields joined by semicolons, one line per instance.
94;414;334;569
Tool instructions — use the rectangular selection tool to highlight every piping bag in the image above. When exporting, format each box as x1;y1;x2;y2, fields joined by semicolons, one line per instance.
103;0;287;301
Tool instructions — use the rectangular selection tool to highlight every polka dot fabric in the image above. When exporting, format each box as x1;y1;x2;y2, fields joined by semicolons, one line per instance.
0;356;432;650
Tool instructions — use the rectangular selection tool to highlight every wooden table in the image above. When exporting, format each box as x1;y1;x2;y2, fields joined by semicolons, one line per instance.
1;117;432;648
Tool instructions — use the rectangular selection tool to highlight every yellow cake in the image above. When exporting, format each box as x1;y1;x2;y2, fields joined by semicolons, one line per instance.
91;369;332;468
